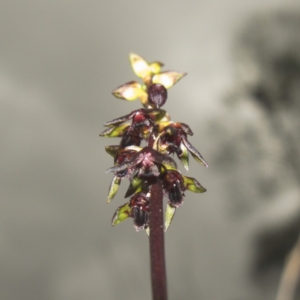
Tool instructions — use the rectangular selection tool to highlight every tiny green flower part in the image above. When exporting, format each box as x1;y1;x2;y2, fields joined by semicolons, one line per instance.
112;202;131;226
101;52;207;232
125;176;146;198
165;203;176;231
149;61;164;75
107;175;121;204
99;123;130;138
182;175;206;193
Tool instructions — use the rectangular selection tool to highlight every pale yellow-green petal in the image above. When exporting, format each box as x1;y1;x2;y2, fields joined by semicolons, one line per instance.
139;93;149;106
129;52;151;78
112;81;147;101
180;143;189;171
107;176;121;203
152;71;187;89
165;203;176;231
183;176;206;193
105;145;120;158
112;203;131;226
124;176;144;198
149;61;164;74
99;123;130;138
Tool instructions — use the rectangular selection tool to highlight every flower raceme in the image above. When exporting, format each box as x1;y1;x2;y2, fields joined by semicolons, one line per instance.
100;52;207;232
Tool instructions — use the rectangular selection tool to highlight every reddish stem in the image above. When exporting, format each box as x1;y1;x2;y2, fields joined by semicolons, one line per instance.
149;181;168;300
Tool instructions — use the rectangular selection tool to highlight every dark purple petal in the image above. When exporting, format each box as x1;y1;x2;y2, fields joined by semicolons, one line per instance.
106;152;143;173
104;111;136;127
180;123;193;136
181;136;208;167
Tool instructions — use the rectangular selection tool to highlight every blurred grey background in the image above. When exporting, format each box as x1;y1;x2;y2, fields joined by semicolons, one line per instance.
1;1;300;300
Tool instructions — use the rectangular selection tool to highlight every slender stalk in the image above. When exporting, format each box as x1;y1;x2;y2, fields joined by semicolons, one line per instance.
149;181;168;300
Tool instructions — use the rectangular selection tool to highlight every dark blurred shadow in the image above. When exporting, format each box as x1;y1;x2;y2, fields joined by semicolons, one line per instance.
231;9;300;297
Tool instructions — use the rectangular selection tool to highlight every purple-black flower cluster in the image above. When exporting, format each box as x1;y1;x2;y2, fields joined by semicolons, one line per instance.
100;53;207;232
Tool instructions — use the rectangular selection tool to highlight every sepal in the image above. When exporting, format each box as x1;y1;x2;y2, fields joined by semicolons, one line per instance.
149;61;164;74
129;52;151;78
152;71;187;89
99;123;130;138
179;143;189;171
125;176;145;198
105;145;121;158
107;175;121;203
182;136;208;167
182;176;206;193
112;81;147;101
112;202;131;226
105;145;142;159
165;203;176;231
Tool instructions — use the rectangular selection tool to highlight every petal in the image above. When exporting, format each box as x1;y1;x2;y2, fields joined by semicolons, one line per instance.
181;136;208;167
124;145;143;152
106;152;144;174
112;202;131;226
139;92;149;106
179;143;189;171
149;61;164;74
129;52;151;78
107;175;121;203
112;81;147;101
105;145;141;159
165;203;176;231
179;123;193;136
99;123;130;138
105;145;121;158
182;176;206;193
104;111;135;127
124;176;145;198
152;71;187;89
159;154;178;171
